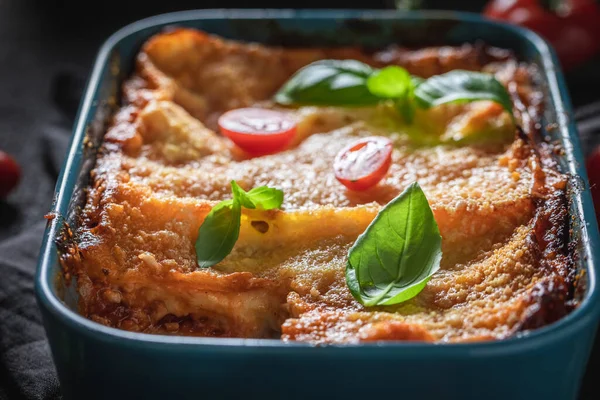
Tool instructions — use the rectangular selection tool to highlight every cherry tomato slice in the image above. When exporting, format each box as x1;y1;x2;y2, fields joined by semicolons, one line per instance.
218;108;297;156
0;150;21;198
334;136;393;191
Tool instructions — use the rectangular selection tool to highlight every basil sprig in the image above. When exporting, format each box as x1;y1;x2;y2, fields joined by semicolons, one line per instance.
195;181;283;268
346;182;442;306
275;60;513;123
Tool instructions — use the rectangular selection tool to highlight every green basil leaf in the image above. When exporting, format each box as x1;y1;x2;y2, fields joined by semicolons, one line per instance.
245;186;284;210
366;66;412;99
274;60;381;106
414;70;513;116
195;199;241;269
346;182;442;306
367;66;416;124
231;181;256;209
231;181;284;210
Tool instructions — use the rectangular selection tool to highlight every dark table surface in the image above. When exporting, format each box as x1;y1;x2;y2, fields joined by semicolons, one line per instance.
1;0;599;399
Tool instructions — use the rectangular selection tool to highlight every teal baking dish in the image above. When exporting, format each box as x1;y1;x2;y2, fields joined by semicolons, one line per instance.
35;9;600;400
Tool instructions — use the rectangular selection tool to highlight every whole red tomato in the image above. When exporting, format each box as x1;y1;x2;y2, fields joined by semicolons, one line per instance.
0;150;21;198
484;0;600;71
586;145;600;224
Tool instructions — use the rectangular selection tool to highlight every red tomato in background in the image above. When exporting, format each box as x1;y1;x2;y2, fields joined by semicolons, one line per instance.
0;150;21;198
484;0;600;71
586;145;600;225
218;108;297;156
334;136;393;191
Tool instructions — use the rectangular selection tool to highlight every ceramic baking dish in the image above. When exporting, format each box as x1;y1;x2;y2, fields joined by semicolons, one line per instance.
35;9;600;400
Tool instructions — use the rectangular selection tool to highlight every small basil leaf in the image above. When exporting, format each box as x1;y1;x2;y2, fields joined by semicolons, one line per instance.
274;60;381;106
346;182;442;306
414;70;513;116
245;186;284;210
230;181;284;210
231;181;256;209
195;199;242;269
366;66;412;99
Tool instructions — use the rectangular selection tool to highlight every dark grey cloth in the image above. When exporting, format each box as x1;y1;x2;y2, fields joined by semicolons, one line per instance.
0;224;63;400
0;1;599;399
0;114;69;400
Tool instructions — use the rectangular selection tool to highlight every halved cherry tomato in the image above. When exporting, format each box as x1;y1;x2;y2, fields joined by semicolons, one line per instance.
218;108;297;156
0;150;21;198
334;136;393;191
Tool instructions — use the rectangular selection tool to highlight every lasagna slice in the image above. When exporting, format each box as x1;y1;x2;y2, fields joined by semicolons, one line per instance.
61;29;575;343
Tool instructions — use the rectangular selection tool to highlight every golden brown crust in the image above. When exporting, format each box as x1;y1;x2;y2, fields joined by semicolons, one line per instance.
60;28;576;343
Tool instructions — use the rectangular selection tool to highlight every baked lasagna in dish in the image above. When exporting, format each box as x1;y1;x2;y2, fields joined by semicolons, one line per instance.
61;28;577;343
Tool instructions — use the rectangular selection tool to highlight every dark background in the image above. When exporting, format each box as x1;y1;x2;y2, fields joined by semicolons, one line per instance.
1;0;599;398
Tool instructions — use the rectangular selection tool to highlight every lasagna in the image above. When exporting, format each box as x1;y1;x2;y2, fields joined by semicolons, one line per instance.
61;28;577;343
